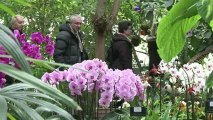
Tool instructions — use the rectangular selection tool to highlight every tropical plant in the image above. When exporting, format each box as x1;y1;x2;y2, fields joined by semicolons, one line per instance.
157;0;213;62
0;24;80;120
41;59;146;119
148;53;213;119
0;30;55;86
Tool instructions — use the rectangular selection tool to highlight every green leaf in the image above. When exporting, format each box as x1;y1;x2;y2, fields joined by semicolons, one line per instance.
157;0;201;62
32;60;55;71
26;57;75;70
102;109;130;120
6;97;44;120
1;83;75;120
9;95;74;120
0;54;87;72
7;103;28;120
161;102;172;120
36;106;56;116
165;0;174;8
7;113;16;120
0;3;15;16
206;71;213;88
157;15;201;62
197;0;213;32
0;25;32;74
1;85;59;104
0;96;7;120
0;83;35;93
46;115;63;120
0;63;81;111
197;0;213;23
211;20;213;31
0;24;20;46
13;0;31;7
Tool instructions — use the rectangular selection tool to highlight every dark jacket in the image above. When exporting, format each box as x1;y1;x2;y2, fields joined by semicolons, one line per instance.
110;33;132;70
147;36;161;75
9;27;23;34
53;23;88;65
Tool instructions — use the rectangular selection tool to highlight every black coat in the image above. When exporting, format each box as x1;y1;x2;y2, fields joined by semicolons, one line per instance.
53;23;88;65
110;33;132;70
9;27;23;34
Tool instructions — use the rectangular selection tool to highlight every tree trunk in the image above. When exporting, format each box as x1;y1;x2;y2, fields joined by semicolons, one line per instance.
93;0;107;60
95;31;106;60
94;0;121;60
107;0;121;31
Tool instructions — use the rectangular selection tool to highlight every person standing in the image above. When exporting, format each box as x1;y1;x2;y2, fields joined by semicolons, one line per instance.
109;20;133;108
10;15;25;34
110;20;133;70
4;15;25;86
53;14;88;68
147;23;161;77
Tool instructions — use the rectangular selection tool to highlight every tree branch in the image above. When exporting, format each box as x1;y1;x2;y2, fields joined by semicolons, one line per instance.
94;0;107;21
107;0;121;31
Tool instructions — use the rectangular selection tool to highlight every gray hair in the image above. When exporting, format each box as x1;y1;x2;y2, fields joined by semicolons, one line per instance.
10;15;24;25
70;14;82;23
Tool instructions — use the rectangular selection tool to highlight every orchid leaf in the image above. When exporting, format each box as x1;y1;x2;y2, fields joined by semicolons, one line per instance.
0;96;7;120
0;25;32;74
0;63;81;111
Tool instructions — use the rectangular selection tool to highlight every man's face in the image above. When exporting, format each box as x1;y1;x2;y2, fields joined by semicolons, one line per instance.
70;17;83;32
13;16;24;31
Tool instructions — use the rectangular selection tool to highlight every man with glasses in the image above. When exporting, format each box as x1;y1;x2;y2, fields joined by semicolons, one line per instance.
54;14;88;69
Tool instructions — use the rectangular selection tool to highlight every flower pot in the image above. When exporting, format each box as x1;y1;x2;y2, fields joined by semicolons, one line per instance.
96;108;115;120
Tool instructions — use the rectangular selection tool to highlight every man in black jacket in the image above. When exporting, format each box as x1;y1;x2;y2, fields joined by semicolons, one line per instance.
54;14;88;68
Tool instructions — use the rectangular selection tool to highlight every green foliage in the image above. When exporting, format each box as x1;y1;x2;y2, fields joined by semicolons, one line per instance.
211;21;213;31
160;102;172;120
7;113;16;120
0;23;80;119
0;24;32;74
178;21;213;64
13;0;31;7
206;71;213;88
119;0;167;35
0;83;75;120
197;0;213;25
0;63;80;110
157;0;201;62
0;0;31;16
157;0;213;62
0;96;7;120
102;109;131;120
0;3;15;16
1;0;212;119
